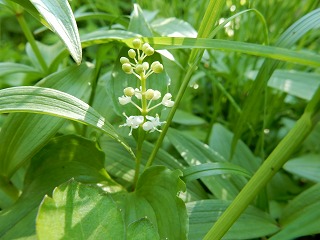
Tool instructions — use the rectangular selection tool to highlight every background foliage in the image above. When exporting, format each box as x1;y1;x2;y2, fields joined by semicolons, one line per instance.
0;0;320;239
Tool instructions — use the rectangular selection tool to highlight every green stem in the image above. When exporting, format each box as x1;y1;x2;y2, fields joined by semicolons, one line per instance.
204;87;320;239
16;11;48;73
133;74;147;189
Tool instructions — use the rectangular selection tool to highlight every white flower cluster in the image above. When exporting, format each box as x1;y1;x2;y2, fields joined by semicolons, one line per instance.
118;38;174;135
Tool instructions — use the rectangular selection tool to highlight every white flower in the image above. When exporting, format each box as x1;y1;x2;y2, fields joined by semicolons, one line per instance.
162;93;174;107
120;113;144;135
118;95;131;105
134;88;142;99
152;90;161;100
142;115;165;133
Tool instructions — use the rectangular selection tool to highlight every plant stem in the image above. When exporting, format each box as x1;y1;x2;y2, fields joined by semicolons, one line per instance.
203;87;320;239
133;74;147;189
16;11;48;73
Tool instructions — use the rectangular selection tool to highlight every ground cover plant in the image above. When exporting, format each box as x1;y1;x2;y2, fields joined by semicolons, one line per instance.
0;0;320;239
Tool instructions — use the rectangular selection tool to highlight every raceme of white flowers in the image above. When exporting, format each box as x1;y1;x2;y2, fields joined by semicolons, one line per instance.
118;38;174;135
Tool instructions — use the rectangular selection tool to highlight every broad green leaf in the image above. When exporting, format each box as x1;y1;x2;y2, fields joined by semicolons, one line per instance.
187;199;279;240
128;3;153;36
37;166;186;240
283;154;320;182
162;108;206;125
0;86;132;158
25;41;64;72
117;166;188;240
209;123;261;174
269;70;320;100
182;162;251;183
37;180;124;240
269;183;320;240
0;135;118;239
0;63;40;77
248;70;320;100
30;0;82;64
151;17;197;37
0;63;94;177
167;128;247;200
127;218;160;240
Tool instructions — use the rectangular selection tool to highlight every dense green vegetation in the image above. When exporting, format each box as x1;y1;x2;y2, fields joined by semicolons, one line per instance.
0;0;320;239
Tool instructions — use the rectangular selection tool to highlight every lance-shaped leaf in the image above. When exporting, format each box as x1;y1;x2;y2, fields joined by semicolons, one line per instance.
0;63;93;178
0;86;134;160
29;0;82;64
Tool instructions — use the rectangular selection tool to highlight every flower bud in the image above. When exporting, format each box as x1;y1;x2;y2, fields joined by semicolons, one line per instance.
120;57;129;64
128;49;136;59
142;43;151;52
151;61;163;73
124;87;135;97
135;64;144;74
132;38;142;49
144;47;154;56
142;62;149;71
145;89;154;100
122;63;133;74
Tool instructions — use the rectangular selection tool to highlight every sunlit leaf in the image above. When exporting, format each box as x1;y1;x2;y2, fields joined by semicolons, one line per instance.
0;63;94;178
37;180;124;240
0;135;118;239
30;0;82;64
0;86;132;157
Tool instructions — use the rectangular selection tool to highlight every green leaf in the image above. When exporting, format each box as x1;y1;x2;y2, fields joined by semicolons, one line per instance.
80;33;320;68
37;166;186;240
127;218;160;240
0;63;40;77
283;154;320;182
119;166;188;240
30;0;82;64
269;183;320;240
0;63;94;177
128;4;153;36
151;17;197;37
0;86;132;159
248;70;320;100
0;135;118;239
167;128;247;200
37;180;124;240
162;108;206;125
187;199;279;240
209;123;261;174
182;162;251;183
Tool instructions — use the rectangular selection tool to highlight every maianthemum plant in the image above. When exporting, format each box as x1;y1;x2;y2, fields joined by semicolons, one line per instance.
0;0;320;239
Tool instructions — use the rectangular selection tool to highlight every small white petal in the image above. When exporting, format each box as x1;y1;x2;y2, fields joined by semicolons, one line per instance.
118;95;131;105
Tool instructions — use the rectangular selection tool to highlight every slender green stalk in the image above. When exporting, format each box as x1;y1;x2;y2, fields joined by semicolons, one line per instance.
204;87;320;239
16;12;48;73
0;176;19;202
145;0;226;168
133;74;147;188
